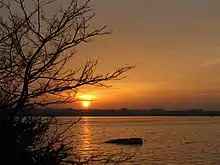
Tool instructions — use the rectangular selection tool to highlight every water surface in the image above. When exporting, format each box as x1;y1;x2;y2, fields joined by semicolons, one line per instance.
66;116;220;165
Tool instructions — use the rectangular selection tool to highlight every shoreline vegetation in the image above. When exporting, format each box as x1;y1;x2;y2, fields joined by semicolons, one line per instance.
15;108;220;116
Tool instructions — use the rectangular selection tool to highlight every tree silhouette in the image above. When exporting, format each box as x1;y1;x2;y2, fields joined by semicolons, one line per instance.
0;0;134;164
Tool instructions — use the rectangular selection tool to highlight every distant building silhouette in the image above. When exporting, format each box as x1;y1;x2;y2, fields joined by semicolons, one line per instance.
187;109;203;112
120;108;129;111
150;109;165;112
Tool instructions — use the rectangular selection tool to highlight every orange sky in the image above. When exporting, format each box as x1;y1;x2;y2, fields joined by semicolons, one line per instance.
62;1;220;110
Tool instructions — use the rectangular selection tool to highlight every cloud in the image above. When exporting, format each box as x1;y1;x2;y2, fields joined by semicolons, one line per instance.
195;89;220;94
200;58;220;67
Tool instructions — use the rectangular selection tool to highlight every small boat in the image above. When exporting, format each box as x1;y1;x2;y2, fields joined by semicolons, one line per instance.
105;138;143;145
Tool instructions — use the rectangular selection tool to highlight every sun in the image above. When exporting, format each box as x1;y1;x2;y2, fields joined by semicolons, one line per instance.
78;94;94;108
82;101;90;108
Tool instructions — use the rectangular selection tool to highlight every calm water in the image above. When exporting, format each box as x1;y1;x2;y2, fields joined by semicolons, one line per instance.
65;116;220;165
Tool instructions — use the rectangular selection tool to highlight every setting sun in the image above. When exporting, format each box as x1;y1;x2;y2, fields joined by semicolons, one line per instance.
78;94;95;108
82;101;90;108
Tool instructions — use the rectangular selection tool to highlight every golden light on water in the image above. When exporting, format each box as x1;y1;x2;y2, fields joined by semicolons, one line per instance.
81;117;92;154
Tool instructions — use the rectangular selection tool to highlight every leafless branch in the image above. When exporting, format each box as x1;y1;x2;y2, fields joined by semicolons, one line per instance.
0;0;135;164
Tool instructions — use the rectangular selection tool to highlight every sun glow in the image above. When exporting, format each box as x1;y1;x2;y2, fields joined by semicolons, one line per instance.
79;94;94;108
82;101;90;108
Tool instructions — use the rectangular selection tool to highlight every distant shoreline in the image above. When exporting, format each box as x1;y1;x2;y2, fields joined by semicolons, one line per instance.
18;109;220;117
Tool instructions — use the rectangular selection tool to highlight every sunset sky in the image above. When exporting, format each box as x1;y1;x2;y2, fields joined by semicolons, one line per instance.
69;0;220;110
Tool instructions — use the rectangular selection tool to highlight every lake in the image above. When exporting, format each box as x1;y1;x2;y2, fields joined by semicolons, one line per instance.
65;116;220;165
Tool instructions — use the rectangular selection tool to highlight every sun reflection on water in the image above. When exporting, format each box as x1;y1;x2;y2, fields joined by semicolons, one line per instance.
80;117;92;156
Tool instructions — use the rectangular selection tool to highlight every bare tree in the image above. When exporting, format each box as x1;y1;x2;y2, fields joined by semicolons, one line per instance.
0;0;134;164
0;0;134;112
